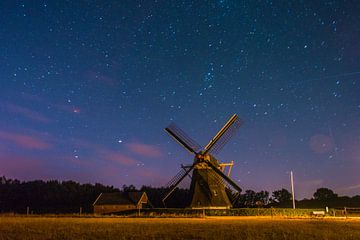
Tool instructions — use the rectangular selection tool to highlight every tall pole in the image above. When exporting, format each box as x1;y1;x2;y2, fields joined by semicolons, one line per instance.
290;171;296;209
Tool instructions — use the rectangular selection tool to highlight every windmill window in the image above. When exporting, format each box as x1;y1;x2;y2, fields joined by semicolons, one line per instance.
213;190;218;196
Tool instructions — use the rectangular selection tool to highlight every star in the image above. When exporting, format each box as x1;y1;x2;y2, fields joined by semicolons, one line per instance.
0;0;358;200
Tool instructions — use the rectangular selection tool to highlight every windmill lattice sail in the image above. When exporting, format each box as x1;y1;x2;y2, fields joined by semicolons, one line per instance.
204;114;243;155
165;123;201;154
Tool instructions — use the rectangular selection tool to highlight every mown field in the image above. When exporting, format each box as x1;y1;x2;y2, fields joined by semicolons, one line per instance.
0;216;360;240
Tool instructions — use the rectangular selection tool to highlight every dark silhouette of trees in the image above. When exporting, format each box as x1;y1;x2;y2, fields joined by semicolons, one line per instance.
235;190;269;207
268;188;293;207
1;176;360;213
0;176;119;213
313;188;338;201
242;190;256;207
272;188;292;203
296;188;341;208
122;184;136;192
140;186;191;208
256;190;270;206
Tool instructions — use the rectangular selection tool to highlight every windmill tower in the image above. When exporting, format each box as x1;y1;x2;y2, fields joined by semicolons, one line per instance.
162;114;243;209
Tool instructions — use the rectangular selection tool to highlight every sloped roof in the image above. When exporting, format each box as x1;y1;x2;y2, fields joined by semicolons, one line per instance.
93;191;147;206
128;191;145;204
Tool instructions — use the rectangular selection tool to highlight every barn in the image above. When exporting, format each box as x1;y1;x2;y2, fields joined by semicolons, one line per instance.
93;191;149;214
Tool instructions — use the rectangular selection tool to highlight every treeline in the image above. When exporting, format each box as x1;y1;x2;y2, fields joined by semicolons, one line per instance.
0;177;119;213
148;187;360;209
1;176;359;214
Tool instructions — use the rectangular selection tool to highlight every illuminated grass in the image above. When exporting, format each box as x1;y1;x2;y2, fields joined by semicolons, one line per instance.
0;216;360;240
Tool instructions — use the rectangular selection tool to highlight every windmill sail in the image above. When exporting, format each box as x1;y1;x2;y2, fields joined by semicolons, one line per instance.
162;165;194;205
205;160;242;193
165;123;201;154
204;114;243;155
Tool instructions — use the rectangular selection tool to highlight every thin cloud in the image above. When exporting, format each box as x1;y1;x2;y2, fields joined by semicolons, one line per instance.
55;104;82;114
99;150;138;166
1;103;50;123
20;93;44;102
0;154;47;179
64;155;97;168
71;139;162;167
72;139;101;150
309;134;334;154
299;179;324;187
126;142;163;158
0;130;52;150
85;70;117;86
130;167;169;186
341;184;360;191
295;179;324;199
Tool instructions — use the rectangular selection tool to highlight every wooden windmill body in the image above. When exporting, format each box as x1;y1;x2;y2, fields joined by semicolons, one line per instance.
162;114;243;209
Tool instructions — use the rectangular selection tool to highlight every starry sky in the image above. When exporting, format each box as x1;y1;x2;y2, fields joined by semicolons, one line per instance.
1;1;359;199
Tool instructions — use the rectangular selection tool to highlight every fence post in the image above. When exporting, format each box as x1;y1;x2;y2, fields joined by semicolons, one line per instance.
271;207;273;218
344;207;347;219
79;207;82;216
26;206;29;215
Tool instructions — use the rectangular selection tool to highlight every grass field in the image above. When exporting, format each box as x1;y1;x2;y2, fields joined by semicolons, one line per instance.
1;216;360;240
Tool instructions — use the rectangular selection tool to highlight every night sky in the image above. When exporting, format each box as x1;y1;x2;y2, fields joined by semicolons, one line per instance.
1;1;359;199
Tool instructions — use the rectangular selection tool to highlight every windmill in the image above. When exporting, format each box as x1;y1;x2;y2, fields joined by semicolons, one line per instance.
162;114;243;209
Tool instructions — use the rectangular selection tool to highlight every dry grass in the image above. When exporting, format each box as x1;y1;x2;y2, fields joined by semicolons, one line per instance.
0;216;360;240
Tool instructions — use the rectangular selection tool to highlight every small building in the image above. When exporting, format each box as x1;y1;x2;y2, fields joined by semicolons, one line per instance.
93;191;149;214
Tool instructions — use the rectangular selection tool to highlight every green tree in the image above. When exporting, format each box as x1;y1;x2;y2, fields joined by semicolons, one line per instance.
313;188;338;201
272;188;292;203
243;190;256;207
255;190;269;206
123;184;137;192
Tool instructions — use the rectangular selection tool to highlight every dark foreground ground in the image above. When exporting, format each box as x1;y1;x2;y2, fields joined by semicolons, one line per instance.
0;216;360;240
